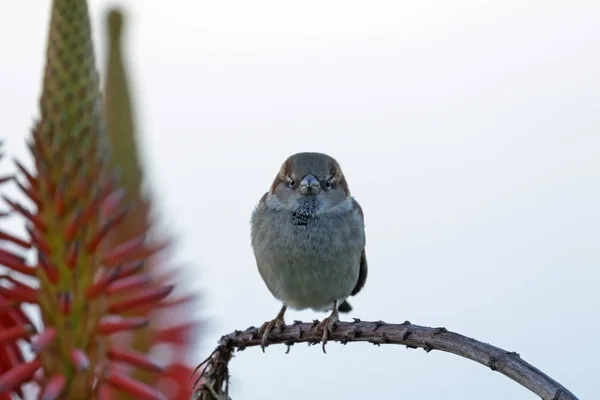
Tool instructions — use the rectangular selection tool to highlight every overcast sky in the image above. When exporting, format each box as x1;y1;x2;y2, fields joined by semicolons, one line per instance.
1;1;599;399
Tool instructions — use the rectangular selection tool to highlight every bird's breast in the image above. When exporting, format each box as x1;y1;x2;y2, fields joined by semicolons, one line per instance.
251;206;365;309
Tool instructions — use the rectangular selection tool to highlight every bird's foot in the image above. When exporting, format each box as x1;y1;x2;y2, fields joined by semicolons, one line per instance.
315;308;339;353
258;306;287;352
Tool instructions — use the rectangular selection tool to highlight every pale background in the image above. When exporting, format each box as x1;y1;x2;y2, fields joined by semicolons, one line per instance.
1;1;599;399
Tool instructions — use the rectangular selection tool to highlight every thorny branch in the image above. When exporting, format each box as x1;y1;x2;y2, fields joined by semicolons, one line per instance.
192;319;578;400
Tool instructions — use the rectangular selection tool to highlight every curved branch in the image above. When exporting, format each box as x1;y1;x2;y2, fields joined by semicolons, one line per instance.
192;319;578;400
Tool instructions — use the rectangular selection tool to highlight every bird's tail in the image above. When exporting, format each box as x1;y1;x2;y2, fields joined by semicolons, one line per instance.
338;300;352;313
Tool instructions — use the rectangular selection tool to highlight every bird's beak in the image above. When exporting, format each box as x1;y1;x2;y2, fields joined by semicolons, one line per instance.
299;174;320;195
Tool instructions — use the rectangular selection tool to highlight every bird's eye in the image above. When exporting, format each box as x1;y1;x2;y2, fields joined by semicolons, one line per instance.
324;179;333;189
287;178;296;188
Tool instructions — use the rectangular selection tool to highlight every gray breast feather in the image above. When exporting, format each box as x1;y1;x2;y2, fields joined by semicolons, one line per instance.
251;196;365;311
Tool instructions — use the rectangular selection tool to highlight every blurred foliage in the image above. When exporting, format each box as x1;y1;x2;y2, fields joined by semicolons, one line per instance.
0;1;202;399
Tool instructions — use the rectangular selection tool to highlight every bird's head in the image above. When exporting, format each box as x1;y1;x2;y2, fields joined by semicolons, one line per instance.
267;152;350;213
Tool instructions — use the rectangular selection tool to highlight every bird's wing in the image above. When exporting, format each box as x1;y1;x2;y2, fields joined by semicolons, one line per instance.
339;248;367;313
350;249;368;296
350;198;368;296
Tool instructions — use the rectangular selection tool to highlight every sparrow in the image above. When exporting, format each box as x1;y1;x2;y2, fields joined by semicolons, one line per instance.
250;152;367;352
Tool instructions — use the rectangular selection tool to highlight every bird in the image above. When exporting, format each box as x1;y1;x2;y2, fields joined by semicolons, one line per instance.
250;152;367;352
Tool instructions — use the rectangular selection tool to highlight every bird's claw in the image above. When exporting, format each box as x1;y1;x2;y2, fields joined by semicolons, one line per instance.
315;309;339;353
258;315;285;352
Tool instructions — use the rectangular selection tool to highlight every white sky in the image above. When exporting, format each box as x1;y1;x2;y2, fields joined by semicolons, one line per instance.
1;1;599;399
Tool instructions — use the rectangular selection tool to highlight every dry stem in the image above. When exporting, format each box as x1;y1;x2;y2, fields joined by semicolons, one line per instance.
192;319;578;400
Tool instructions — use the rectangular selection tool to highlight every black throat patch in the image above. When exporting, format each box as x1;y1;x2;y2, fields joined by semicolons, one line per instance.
290;197;319;226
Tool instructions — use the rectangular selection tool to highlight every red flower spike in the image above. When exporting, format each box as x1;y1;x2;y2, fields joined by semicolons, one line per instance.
109;285;174;314
0;345;22;386
0;343;26;398
99;172;119;200
66;242;79;270
25;140;36;156
0;325;34;344
26;226;51;256
0;288;35;305
58;292;72;315
106;274;152;295
98;385;113;400
85;268;121;300
105;372;166;400
101;188;126;217
115;260;146;279
139;241;171;261
30;328;57;353
156;322;200;345
0;359;41;393
53;180;66;217
158;293;199;309
4;198;47;233
40;375;67;400
0;279;37;304
0;230;31;249
37;163;55;197
97;317;149;335
70;349;90;371
87;167;103;191
0;297;35;328
107;349;165;373
102;236;146;267
15;181;42;209
85;209;128;254
0;249;36;277
64;209;82;242
0;303;17;314
73;174;87;200
82;192;102;225
38;255;59;284
86;260;147;300
13;159;37;190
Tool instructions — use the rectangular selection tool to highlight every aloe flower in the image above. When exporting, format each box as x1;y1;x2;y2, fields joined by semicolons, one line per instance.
0;1;201;399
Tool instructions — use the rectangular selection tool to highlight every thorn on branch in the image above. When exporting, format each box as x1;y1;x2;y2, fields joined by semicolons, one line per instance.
249;329;258;340
285;341;294;354
371;334;389;345
433;327;447;335
488;356;497;371
552;389;564;400
423;341;433;353
344;330;356;340
372;320;384;331
401;330;411;341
